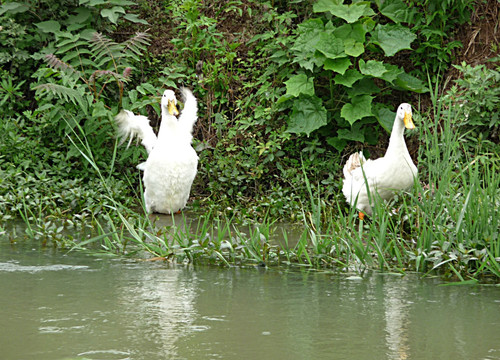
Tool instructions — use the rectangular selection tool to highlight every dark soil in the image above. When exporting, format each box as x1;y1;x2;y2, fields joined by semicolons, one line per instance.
446;0;500;86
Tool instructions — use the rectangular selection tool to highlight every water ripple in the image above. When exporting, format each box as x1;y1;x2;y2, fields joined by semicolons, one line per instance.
0;261;89;273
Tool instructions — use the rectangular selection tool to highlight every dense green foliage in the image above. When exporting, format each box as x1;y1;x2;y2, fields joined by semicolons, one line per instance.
443;61;500;145
0;0;498;281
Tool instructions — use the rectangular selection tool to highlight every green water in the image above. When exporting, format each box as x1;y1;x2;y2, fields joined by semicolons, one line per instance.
1;240;499;360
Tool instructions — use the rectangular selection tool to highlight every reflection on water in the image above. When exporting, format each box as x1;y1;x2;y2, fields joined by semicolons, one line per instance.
384;276;410;360
128;264;198;358
0;240;499;360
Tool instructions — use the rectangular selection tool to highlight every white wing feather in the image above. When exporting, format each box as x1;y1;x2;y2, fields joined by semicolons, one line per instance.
178;87;198;139
115;110;157;154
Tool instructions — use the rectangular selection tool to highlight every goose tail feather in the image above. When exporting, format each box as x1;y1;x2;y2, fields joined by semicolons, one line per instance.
343;151;365;178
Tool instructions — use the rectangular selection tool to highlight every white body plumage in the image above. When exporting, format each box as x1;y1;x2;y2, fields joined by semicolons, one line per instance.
116;88;198;214
342;103;418;215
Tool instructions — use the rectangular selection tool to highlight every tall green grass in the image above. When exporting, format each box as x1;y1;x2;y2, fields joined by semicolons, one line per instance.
291;85;500;281
15;99;499;282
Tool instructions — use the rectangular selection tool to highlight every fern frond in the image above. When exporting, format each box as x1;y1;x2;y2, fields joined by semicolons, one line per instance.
122;32;151;56
89;70;122;84
33;83;88;114
44;54;81;78
90;32;122;64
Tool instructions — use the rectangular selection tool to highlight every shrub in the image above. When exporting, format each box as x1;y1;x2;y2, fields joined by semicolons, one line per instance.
442;61;500;147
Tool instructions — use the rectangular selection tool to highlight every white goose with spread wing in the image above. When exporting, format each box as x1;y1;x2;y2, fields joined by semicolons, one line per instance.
116;88;198;214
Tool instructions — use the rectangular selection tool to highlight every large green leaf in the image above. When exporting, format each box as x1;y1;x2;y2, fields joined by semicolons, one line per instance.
334;69;364;87
370;23;416;56
291;19;325;71
394;72;429;93
101;6;126;24
35;21;61;34
291;20;324;51
380;63;403;83
123;13;149;25
326;136;348;152
287;96;327;136
0;2;29;15
314;1;375;23
346;78;381;97
70;7;92;22
377;106;396;132
333;23;366;57
376;0;409;24
358;59;388;78
333;23;367;43
284;74;315;97
340;95;373;125
276;94;294;105
324;57;351;74
344;39;364;57
92;100;108;118
313;0;342;13
315;33;345;59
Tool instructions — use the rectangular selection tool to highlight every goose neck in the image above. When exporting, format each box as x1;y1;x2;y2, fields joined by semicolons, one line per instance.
386;116;407;156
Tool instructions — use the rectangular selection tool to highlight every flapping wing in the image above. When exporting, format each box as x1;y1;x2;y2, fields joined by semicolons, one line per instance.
115;110;157;154
178;88;198;136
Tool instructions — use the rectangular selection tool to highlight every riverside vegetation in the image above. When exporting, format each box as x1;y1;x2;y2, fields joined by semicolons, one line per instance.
0;0;498;282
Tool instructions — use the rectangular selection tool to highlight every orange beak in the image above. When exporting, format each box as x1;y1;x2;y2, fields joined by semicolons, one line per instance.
168;99;179;116
403;111;415;130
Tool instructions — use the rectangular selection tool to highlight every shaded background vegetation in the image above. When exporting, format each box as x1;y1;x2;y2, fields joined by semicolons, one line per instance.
0;0;496;212
0;0;499;280
1;0;498;219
